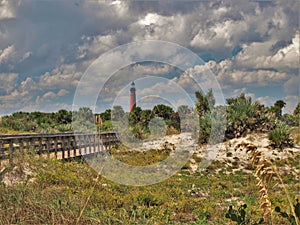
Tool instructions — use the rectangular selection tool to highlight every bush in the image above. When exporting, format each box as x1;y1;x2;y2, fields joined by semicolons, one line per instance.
226;94;268;138
268;123;293;149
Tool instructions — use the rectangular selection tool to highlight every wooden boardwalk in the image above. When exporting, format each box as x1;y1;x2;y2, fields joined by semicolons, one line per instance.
0;132;119;166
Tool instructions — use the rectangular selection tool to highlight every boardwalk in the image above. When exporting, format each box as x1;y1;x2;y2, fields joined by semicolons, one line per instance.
0;132;119;166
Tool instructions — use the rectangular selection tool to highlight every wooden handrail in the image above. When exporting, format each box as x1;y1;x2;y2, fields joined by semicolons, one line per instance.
0;132;119;164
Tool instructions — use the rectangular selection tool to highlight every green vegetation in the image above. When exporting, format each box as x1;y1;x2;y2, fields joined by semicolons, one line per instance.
0;148;299;224
0;92;299;224
268;122;293;149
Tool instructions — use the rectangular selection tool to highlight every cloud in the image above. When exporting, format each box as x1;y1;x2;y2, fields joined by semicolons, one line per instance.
188;59;291;89
284;75;299;96
0;45;15;63
191;19;248;49
0;0;299;114
0;73;18;94
42;89;69;99
235;31;300;71
39;64;82;89
77;34;119;60
20;77;36;92
0;0;20;20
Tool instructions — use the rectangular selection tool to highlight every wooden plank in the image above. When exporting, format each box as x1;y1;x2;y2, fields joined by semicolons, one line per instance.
46;137;51;158
88;135;92;154
8;139;13;165
54;136;58;159
61;137;65;159
67;136;71;158
72;136;76;157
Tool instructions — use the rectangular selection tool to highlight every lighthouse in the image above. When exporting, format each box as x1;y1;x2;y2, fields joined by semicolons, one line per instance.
129;81;136;112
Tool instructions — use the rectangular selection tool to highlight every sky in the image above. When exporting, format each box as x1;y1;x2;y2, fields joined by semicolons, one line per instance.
0;0;299;115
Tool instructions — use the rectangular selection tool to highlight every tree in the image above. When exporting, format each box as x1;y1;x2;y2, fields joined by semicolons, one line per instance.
100;109;111;122
129;106;142;125
140;109;153;127
195;89;215;117
177;105;191;117
226;93;266;138
292;102;300;126
195;89;219;143
56;109;72;124
293;102;300;116
152;104;174;120
271;100;286;117
111;106;125;120
75;107;94;123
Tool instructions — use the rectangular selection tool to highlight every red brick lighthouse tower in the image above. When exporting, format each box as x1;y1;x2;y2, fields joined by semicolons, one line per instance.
129;81;136;112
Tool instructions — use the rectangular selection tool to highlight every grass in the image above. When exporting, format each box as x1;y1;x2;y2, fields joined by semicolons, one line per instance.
0;147;299;224
108;143;173;166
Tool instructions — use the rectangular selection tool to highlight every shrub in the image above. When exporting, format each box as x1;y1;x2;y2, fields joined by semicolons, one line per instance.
226;94;268;138
268;122;293;149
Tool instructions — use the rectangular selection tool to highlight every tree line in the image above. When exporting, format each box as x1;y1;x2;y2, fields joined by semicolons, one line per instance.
0;91;299;148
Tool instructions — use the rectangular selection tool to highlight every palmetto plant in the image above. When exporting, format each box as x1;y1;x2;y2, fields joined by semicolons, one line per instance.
226;94;266;138
268;122;293;149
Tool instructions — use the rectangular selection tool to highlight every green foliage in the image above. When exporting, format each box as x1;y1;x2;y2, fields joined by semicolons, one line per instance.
292;103;300;126
100;120;113;132
294;103;300;116
268;122;293;149
129;106;143;125
152;104;174;120
0;149;299;224
137;193;161;207
0;107;100;134
225;204;264;225
126;105;180;139
275;199;300;225
195;89;214;116
100;109;112;122
177;105;192;117
198;113;211;144
111;106;125;120
196;89;225;144
226;94;267;138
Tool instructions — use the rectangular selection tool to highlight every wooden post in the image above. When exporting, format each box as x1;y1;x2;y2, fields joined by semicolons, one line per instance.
97;133;101;153
8;139;13;165
61;137;65;159
46;137;50;158
82;135;87;155
39;137;43;156
77;135;82;156
30;138;35;154
72;136;76;157
19;138;24;156
88;135;92;155
54;136;58;159
67;136;71;158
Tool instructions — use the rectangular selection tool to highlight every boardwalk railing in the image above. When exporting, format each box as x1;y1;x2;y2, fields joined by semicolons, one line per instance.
0;132;119;164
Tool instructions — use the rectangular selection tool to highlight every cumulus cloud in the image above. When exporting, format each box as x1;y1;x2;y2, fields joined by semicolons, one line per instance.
0;0;20;20
235;31;300;70
0;0;299;114
42;89;69;99
185;59;290;89
39;64;82;89
0;73;18;94
0;45;15;63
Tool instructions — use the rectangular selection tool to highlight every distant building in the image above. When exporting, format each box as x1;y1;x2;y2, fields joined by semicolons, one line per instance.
129;81;136;112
